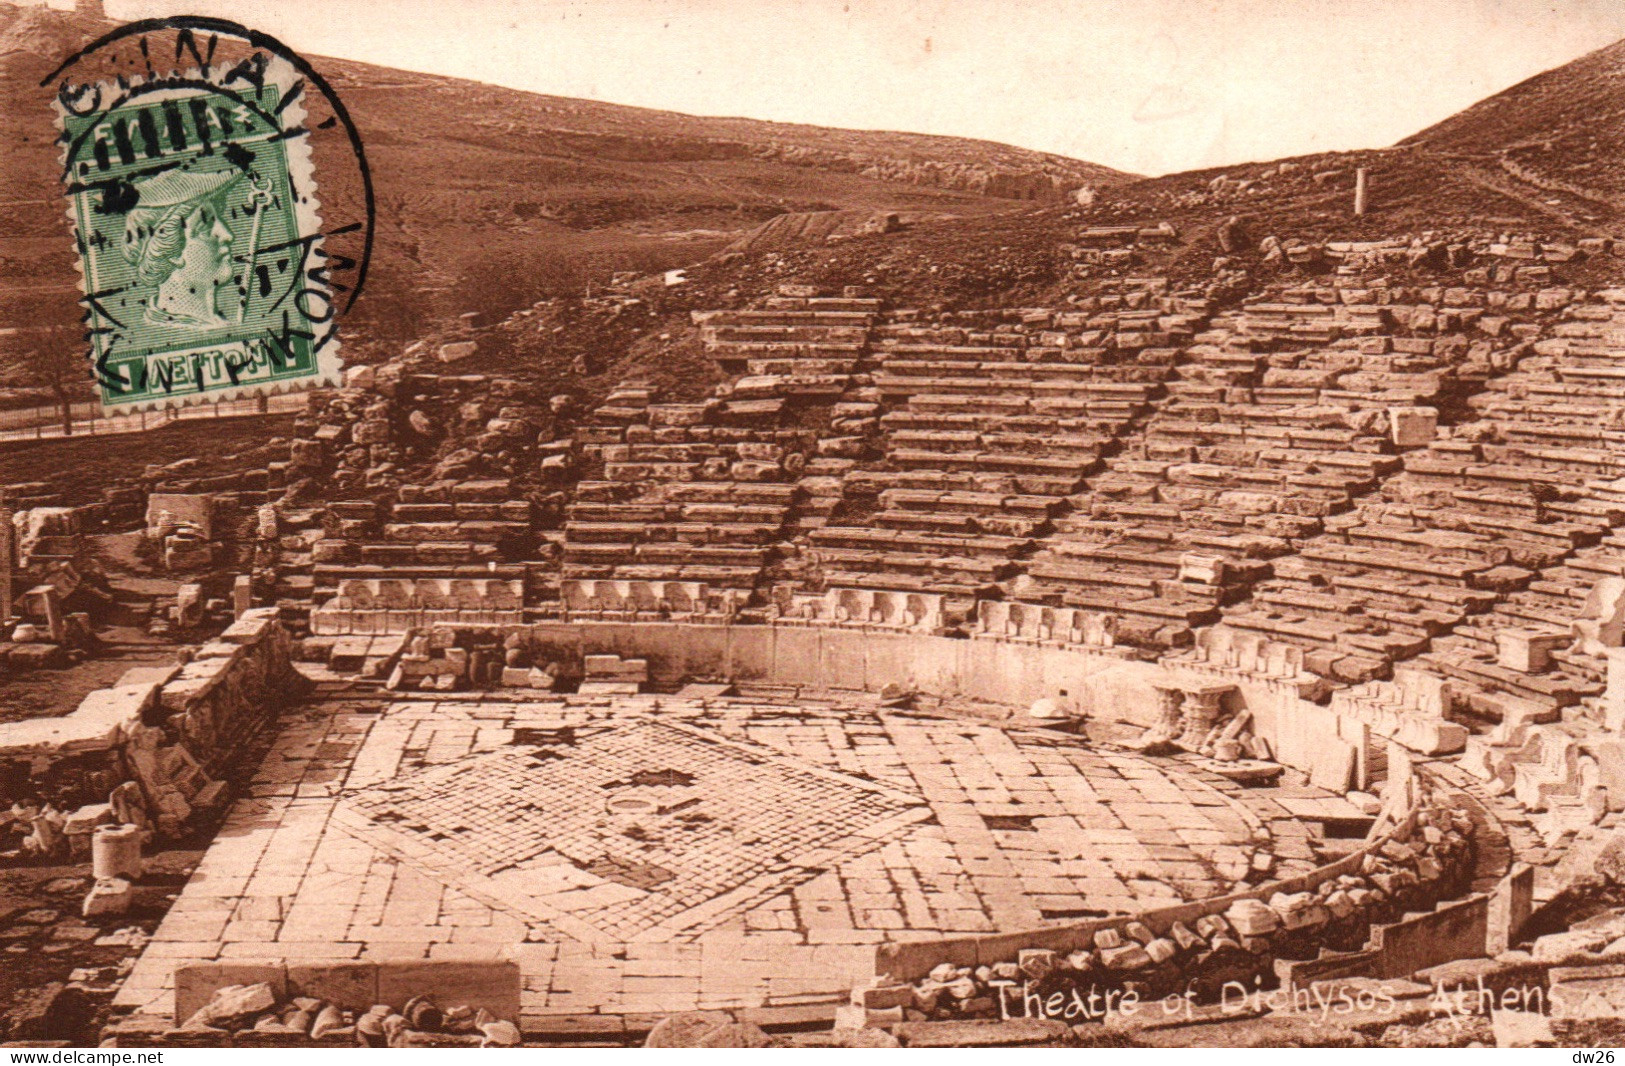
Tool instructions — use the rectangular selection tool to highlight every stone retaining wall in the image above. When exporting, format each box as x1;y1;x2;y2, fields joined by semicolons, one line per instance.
870;781;1471;985
157;609;305;772
443;621;1457;789
1;609;305;840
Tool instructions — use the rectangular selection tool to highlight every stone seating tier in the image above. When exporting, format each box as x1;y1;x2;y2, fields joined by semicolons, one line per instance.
1216;528;1533;684
1019;562;1222;622
872;510;1039;540
1326;668;1470;755
575;481;799;505
1461;718;1608;845
569;501;785;524
773;586;946;630
1425;643;1600;717
379;521;530;545
705;321;869;340
310;608;525;636
879;409;1128;436
884;427;1111;455
317;577;524;609
564;540;769;565
807;526;1030;558
557;578;742;620
350;542;503;566
877;359;1163;384
873;370;1158;396
887;448;1096;479
761;296;884;312
696;308;877;326
389;501;532;522
815;568;999;596
567;561;764;585
563;519;783;544
744;357;860;377
1416;542;1625;719
805;546;1018;582
972;600;1123;648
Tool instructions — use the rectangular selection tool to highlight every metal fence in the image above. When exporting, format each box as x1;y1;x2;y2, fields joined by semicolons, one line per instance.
0;392;309;443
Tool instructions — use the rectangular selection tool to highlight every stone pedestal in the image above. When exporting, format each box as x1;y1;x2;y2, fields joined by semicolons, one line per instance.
1387;406;1437;447
92;824;143;881
1177;686;1230;751
34;584;64;643
1178;553;1226;586
0;498;13;625
1496;630;1565;674
175;583;204;628
232;575;253;618
1151;686;1185;741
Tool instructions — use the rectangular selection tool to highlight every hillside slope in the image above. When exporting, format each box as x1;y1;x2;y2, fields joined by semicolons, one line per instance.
1401;36;1625;208
0;0;1129;399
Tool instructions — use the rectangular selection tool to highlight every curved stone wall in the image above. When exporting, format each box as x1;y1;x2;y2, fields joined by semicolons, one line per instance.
482;619;1425;790
866;775;1477;1003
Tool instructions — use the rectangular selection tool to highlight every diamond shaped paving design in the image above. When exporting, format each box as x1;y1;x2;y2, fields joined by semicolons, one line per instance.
335;717;931;943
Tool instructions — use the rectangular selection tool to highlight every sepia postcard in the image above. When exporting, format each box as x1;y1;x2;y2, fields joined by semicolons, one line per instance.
2;0;1625;1052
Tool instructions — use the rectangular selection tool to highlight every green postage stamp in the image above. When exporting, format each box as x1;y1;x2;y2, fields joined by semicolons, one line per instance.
57;62;342;410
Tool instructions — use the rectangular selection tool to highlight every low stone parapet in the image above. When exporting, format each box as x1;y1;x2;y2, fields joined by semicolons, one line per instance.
1168;625;1331;701
861;778;1477;1022
775;587;946;632
0;609;305;850
974;600;1124;650
103;958;521;1048
1330;668;1470;756
559;577;724;620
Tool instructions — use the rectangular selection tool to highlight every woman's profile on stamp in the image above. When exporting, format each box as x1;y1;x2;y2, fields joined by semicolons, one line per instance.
119;162;245;331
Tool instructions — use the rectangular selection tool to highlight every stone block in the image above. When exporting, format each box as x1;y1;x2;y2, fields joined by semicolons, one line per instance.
374;959;520;1022
145;494;213;539
1145;938;1178;964
1225;899;1280;937
1496;630;1566;674
1549;963;1625;1019
1607;649;1625;734
1591;741;1625;812
5;984;91;1042
175;583;205;627
62;803;113;838
1387;407;1437;448
500;666;534;687
1018;948;1058;979
1178;553;1226;585
1169;922;1202;951
893;1018;1070;1048
1100;943;1152;970
1391;715;1469;756
855;984;914;1010
1310;739;1358;791
286;961;378;1012
175;963;287;1024
81;876;134;917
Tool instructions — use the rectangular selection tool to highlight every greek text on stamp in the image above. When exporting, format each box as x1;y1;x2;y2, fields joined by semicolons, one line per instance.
57;57;340;409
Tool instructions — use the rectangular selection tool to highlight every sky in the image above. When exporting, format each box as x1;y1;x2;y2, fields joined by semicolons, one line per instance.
41;0;1625;176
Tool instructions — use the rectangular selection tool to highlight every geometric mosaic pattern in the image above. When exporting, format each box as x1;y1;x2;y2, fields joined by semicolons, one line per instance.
338;717;931;941
116;694;1358;1023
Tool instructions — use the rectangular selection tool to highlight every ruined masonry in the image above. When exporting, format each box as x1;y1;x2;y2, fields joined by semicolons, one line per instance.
11;227;1625;1046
